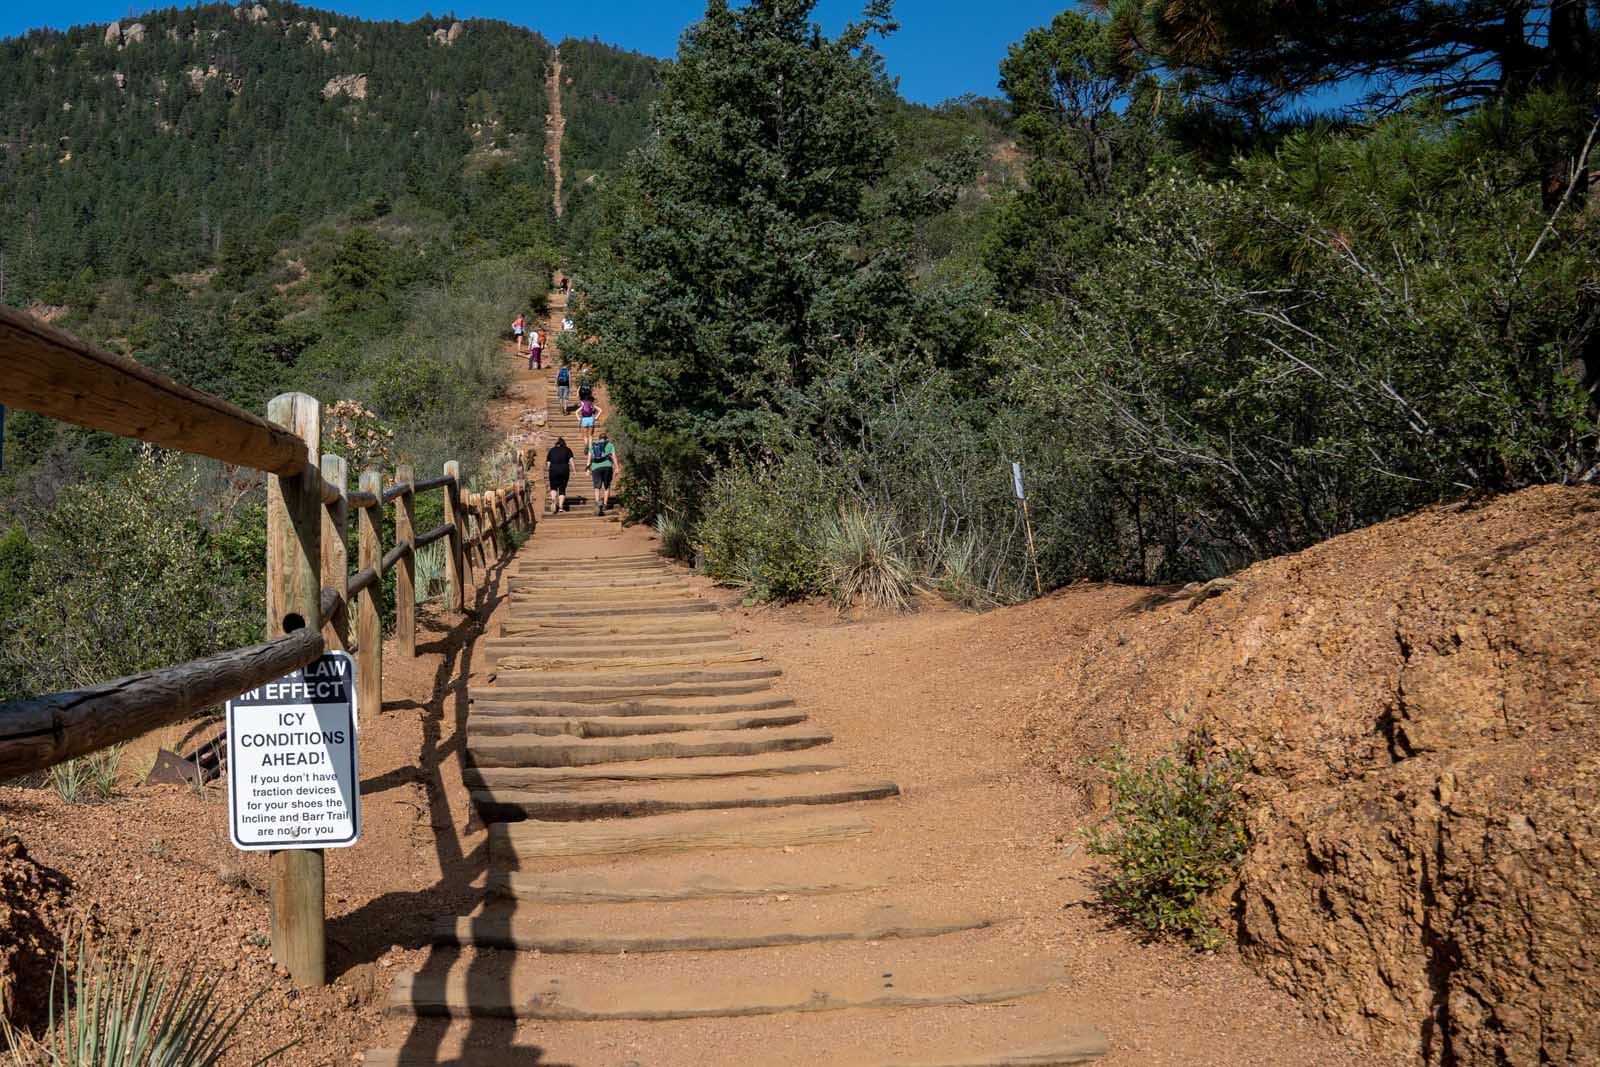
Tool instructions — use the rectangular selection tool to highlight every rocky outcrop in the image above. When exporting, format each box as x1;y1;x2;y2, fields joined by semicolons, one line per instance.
1018;486;1600;1065
103;21;121;46
123;22;146;44
321;74;368;101
432;21;464;46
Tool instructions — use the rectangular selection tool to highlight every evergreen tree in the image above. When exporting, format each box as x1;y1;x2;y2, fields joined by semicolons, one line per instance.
578;0;906;461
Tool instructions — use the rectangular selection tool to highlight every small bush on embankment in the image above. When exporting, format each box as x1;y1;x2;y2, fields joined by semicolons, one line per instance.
1086;736;1251;948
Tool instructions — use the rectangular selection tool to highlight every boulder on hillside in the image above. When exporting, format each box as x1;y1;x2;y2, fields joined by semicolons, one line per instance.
123;22;146;44
321;74;368;101
103;20;120;46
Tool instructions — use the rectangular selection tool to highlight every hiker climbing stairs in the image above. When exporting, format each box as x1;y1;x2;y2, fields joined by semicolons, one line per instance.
364;283;1107;1066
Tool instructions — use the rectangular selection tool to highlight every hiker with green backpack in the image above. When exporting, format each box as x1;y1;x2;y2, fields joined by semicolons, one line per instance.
586;431;617;516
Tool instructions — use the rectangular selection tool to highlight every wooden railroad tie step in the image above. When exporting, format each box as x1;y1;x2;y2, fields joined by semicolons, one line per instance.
488;805;870;860
467;692;796;717
510;603;718;619
473;680;778;704
491;665;780;687
471;772;898;821
467;725;832;767
484;865;880;903
430;901;993;953
467;707;809;739
387;957;1068;1021
484;634;740;654
364;1032;1108;1067
494;649;763;672
462;751;843;789
501;619;726;637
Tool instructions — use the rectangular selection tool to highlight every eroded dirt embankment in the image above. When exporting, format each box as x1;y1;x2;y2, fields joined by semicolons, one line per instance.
1018;485;1600;1066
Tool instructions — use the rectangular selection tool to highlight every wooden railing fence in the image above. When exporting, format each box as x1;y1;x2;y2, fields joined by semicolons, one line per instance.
0;306;535;986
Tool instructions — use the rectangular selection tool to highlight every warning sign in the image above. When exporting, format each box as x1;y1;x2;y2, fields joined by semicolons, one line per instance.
227;651;360;851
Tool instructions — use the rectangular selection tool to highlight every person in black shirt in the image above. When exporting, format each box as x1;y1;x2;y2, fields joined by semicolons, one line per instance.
545;437;574;513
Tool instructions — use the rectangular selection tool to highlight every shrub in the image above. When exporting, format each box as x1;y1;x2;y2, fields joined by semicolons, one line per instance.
819;505;917;611
696;461;825;603
0;453;264;699
1086;736;1251;948
1;932;291;1067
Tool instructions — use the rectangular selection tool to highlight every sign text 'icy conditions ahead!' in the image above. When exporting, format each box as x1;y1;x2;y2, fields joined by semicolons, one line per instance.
227;651;360;851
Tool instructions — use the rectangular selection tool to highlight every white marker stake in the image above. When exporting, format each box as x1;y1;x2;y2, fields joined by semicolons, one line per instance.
227;651;361;851
1011;461;1043;597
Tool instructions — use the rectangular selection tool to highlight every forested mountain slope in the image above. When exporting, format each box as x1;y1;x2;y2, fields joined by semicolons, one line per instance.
0;2;552;297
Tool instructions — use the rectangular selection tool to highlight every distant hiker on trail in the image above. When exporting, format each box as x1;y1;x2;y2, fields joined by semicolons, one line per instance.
556;364;571;405
511;314;525;353
562;317;574;331
579;396;601;449
586;431;616;516
527;327;542;370
545;436;574;514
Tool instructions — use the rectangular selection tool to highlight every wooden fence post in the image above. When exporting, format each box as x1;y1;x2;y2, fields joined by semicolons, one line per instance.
443;461;465;612
396;463;416;658
320;453;349;651
485;489;500;558
264;392;325;989
357;469;383;717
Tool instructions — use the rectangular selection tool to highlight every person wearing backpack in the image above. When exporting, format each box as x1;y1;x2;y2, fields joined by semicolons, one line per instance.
578;397;602;450
577;377;593;403
585;432;616;516
556;364;570;406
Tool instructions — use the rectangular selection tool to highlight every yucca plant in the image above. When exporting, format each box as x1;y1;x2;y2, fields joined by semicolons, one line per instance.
3;932;291;1067
819;505;916;611
48;746;122;805
412;541;448;605
654;512;693;562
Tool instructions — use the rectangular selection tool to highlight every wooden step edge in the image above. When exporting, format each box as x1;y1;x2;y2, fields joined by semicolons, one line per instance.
482;870;884;903
385;959;1067;1020
363;1030;1108;1067
471;778;897;821
429;905;995;953
465;709;810;738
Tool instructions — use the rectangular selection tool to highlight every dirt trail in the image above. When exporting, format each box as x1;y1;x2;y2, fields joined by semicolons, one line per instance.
545;50;565;218
364;330;1394;1063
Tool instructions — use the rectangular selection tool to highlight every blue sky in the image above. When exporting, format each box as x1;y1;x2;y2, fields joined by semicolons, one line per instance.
0;0;1074;105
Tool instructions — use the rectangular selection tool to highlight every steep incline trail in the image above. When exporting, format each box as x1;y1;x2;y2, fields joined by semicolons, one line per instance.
546;51;565;217
362;294;1403;1066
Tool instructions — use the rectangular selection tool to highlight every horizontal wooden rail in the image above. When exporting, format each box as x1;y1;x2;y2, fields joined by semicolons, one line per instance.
0;628;324;779
413;522;453;550
381;541;410;573
347;489;380;509
347;563;380;600
412;474;455;494
0;307;309;476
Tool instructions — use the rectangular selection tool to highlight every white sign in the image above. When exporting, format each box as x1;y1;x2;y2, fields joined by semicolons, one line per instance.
1012;462;1026;500
227;651;360;851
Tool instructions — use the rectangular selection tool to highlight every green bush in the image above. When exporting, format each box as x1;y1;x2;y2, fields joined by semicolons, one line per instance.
697;461;825;603
1086;736;1251;948
0;453;263;700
